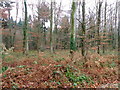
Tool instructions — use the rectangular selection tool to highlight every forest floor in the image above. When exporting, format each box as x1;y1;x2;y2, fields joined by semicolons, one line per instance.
1;50;119;88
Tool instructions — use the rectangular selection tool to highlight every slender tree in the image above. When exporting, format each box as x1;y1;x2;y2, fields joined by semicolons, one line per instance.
103;0;107;53
54;1;62;50
50;0;54;53
97;0;102;54
114;1;118;49
70;0;76;51
118;1;120;57
81;0;86;56
36;1;41;52
23;0;28;54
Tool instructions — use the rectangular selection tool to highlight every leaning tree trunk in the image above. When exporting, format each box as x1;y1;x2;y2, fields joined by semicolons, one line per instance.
23;0;28;54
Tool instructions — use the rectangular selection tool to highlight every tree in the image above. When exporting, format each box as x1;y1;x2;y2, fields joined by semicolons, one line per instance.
60;15;70;49
81;0;86;56
54;1;62;50
23;0;28;54
114;1;118;49
97;0;102;54
118;1;120;57
103;0;107;53
50;1;54;53
37;2;50;52
70;1;76;51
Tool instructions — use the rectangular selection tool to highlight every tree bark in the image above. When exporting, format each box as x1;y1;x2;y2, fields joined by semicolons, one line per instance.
70;1;76;51
81;0;86;56
23;0;28;54
118;1;120;59
97;1;102;54
103;1;107;53
50;1;54;53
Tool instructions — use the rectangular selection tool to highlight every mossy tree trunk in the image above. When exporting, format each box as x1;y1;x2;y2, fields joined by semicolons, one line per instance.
70;1;76;51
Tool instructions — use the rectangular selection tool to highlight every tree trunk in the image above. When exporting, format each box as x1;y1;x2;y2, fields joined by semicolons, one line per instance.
118;1;120;59
23;0;28;54
114;1;118;49
81;0;86;56
97;1;102;54
70;1;76;51
50;1;54;53
103;1;107;53
8;9;12;48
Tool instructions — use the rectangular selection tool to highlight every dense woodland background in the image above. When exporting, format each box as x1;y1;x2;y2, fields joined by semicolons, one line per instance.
0;0;120;88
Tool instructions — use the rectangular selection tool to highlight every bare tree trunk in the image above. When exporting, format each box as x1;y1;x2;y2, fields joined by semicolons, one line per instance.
114;1;118;49
50;1;54;53
54;1;62;50
118;1;120;58
97;1;102;54
37;12;40;53
77;1;81;48
81;0;86;56
103;0;107;53
8;8;12;48
23;0;28;54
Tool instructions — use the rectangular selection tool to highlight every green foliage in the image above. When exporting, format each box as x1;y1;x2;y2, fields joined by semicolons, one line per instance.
2;54;6;60
56;81;61;85
54;65;62;67
53;71;62;76
33;61;38;64
100;61;116;68
3;74;7;78
12;82;18;89
4;56;13;62
65;66;93;86
108;62;116;68
4;52;23;61
0;66;8;73
17;65;26;68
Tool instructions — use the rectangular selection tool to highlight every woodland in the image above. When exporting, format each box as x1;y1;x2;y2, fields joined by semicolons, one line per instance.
0;0;120;89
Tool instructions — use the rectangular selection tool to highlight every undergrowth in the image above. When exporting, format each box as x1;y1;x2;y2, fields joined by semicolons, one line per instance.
64;65;94;87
